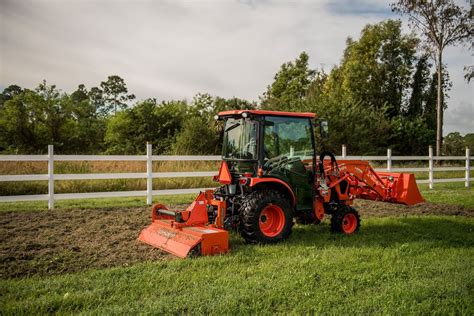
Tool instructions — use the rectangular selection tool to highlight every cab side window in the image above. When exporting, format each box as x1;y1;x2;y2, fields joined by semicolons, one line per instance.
263;116;313;162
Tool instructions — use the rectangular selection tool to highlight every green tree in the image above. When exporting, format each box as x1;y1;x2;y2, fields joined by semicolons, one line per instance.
0;91;37;152
213;97;255;113
100;75;135;115
261;52;315;111
0;85;23;108
0;81;77;153
191;93;214;116
305;70;328;109
64;85;107;153
391;0;472;156
34;81;69;149
442;132;464;155
88;86;105;116
172;116;220;154
308;96;393;155
105;99;188;154
390;116;435;155
71;84;89;103
336;20;418;117
464;133;474;150
464;65;474;83
406;55;431;118
423;67;452;131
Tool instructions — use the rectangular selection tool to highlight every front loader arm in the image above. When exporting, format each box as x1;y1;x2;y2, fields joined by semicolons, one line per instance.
321;160;424;206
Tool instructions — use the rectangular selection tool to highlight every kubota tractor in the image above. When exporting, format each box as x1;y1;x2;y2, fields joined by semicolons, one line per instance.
139;110;424;257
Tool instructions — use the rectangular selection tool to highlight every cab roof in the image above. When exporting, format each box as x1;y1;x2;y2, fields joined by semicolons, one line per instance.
218;110;316;118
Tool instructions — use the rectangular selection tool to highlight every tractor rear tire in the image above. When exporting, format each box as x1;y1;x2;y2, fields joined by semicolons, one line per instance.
330;206;360;234
239;190;293;244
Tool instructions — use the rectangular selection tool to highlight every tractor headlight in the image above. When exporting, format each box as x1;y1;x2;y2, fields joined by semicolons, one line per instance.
241;112;248;118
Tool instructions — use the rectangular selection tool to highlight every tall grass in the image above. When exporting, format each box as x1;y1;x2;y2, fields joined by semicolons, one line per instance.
0;161;219;195
0;160;470;196
0;160;220;175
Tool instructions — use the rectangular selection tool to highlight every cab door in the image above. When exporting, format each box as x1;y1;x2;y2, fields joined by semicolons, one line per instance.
262;116;315;211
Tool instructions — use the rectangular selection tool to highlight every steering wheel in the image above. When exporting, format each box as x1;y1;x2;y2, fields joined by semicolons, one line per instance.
264;147;271;158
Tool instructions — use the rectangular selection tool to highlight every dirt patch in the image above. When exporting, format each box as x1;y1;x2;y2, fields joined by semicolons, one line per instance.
1;201;472;279
0;206;168;279
354;200;473;217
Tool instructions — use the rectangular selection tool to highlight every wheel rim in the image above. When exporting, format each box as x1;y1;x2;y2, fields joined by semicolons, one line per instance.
342;213;357;234
259;204;285;237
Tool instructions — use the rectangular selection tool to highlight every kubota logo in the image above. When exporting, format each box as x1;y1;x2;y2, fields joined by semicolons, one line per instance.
158;229;177;239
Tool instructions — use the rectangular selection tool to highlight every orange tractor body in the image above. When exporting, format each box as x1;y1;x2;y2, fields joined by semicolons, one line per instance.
139;110;424;257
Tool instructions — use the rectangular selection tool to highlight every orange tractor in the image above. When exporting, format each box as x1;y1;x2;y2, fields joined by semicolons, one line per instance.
139;110;424;257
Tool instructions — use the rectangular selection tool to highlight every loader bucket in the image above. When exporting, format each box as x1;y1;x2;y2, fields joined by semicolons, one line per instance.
377;172;424;205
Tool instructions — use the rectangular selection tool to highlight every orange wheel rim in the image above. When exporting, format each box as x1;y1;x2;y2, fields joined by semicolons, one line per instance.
259;205;285;237
342;213;357;234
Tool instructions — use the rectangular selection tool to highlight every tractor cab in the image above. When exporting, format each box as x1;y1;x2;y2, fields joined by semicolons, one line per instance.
218;110;318;211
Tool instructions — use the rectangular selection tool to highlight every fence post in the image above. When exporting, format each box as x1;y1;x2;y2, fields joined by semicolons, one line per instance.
387;148;392;172
146;143;153;205
48;145;54;209
466;146;471;188
428;145;434;189
341;144;347;159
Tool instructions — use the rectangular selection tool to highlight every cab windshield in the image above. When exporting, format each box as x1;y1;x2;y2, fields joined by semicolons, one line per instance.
222;118;258;160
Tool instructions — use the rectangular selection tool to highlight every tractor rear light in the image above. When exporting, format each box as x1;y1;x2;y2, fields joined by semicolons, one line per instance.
243;172;252;177
257;168;263;177
239;178;250;185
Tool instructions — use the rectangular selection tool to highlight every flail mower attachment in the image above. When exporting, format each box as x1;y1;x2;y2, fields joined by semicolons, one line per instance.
138;191;229;258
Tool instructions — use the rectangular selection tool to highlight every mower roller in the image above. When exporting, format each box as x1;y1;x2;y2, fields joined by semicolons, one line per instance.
139;110;424;257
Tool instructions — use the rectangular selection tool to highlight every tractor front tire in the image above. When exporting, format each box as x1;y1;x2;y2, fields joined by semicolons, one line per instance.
239;190;294;244
330;206;361;234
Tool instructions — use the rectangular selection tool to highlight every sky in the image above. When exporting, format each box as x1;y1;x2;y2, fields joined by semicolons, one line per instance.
0;0;472;135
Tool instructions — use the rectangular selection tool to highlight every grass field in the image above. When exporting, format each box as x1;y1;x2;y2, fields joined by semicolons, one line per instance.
0;183;473;314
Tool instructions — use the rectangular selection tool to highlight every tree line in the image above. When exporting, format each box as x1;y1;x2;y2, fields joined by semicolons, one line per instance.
1;19;472;156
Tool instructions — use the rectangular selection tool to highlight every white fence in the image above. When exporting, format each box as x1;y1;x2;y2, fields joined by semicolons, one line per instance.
0;144;471;209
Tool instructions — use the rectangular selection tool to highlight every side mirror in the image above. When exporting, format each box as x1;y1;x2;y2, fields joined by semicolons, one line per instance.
319;119;329;139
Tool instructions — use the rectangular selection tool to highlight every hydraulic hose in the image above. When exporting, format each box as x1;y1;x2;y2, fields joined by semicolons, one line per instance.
319;151;339;177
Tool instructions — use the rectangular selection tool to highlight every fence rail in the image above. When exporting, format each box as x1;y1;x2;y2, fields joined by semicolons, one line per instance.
0;144;471;209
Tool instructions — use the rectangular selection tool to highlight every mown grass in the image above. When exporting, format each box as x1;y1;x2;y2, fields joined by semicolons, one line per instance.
1;216;472;314
418;182;474;209
0;177;471;313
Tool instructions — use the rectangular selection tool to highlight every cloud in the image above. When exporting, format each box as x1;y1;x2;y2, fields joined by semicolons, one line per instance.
0;0;472;134
324;0;393;16
444;101;474;135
